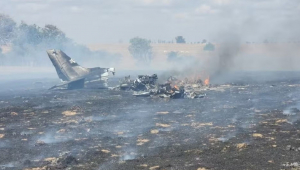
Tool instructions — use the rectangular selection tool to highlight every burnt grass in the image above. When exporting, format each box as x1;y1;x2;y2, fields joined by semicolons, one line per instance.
1;74;300;170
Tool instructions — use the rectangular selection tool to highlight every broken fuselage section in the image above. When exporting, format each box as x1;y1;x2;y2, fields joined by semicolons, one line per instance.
116;74;185;99
47;49;115;90
115;74;207;99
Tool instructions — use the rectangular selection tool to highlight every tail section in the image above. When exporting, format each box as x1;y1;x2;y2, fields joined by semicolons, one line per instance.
47;49;89;81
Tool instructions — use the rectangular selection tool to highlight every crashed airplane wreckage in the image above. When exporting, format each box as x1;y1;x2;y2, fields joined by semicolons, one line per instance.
47;49;115;90
113;74;206;99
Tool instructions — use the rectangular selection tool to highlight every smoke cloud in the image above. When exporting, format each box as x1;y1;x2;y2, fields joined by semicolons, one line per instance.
0;14;121;68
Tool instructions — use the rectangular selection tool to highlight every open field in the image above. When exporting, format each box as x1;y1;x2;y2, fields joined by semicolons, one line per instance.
1;72;300;169
1;43;300;71
88;43;300;70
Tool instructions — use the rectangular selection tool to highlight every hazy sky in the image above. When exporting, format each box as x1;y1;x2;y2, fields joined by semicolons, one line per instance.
1;0;300;44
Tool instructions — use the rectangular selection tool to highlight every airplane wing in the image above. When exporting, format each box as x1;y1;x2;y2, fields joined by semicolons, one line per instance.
49;78;85;90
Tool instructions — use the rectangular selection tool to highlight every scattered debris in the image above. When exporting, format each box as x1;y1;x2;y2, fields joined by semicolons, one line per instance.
116;74;157;91
113;75;207;99
133;91;151;97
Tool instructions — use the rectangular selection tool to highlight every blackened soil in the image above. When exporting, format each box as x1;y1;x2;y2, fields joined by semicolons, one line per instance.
1;77;300;170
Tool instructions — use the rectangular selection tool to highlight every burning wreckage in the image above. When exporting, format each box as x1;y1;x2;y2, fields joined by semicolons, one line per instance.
46;49;208;99
112;74;208;99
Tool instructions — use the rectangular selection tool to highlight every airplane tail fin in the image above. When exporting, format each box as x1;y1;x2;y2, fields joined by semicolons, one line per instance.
47;49;89;81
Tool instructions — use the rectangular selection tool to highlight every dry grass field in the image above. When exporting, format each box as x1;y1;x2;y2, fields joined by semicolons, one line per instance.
1;43;300;72
88;43;300;71
88;43;209;68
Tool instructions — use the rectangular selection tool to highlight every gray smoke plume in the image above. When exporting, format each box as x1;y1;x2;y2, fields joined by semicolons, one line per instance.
0;13;121;68
215;35;240;74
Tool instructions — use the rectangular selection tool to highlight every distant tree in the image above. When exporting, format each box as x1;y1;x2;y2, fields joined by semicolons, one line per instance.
175;36;186;44
0;14;16;45
14;22;43;46
263;39;269;44
42;24;67;45
128;37;152;65
167;51;179;62
202;39;207;44
167;51;196;65
1;13;121;67
203;43;215;51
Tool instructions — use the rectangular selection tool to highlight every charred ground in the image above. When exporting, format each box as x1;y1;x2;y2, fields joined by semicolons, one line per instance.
1;72;300;170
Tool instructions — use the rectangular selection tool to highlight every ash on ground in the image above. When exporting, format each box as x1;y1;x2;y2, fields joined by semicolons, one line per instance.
1;72;300;170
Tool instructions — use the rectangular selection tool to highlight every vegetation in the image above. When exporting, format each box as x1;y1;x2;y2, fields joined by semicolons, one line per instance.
0;14;16;45
128;37;152;65
203;43;215;51
175;36;186;44
263;39;269;44
0;13;120;66
167;51;195;67
167;51;179;62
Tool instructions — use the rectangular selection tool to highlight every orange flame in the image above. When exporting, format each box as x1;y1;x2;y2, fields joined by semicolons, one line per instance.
204;77;210;86
174;85;179;90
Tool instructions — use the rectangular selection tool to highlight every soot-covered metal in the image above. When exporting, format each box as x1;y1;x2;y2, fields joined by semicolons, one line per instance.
47;50;115;90
114;74;205;99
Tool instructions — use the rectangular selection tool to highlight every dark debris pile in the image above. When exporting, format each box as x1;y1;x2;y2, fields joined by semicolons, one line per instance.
111;74;207;99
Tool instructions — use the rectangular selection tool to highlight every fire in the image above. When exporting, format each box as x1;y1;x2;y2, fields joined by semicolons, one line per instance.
174;85;179;90
204;77;210;86
168;70;210;87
